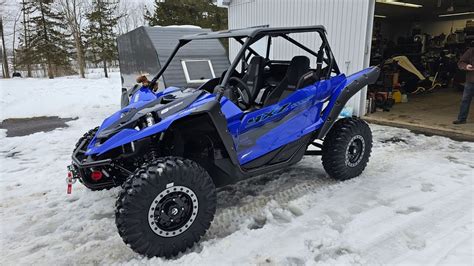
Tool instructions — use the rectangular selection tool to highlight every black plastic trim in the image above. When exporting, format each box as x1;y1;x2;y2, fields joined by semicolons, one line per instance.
212;133;312;187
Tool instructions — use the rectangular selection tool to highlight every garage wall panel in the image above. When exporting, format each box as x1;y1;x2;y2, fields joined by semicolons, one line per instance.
228;0;375;116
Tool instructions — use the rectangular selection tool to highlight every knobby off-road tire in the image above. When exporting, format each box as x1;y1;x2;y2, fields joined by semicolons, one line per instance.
116;157;217;258
322;118;372;181
74;126;99;149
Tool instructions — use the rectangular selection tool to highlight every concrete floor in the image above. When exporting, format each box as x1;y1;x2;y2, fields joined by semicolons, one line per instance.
364;87;474;141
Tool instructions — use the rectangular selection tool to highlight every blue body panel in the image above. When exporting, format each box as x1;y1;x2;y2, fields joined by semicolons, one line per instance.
235;74;346;164
86;67;373;165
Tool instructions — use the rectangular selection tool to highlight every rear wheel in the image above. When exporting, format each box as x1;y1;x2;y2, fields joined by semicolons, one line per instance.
115;157;216;258
322;118;372;181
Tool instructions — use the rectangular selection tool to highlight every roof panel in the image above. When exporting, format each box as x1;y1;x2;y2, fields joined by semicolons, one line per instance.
180;25;327;41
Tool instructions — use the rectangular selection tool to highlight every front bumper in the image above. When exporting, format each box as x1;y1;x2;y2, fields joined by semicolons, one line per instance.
70;138;116;190
72;137;113;168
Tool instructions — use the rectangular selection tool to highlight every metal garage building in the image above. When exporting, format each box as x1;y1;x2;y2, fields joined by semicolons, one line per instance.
218;0;376;116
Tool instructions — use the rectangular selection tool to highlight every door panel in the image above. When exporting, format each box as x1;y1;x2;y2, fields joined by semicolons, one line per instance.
236;87;315;164
234;76;345;165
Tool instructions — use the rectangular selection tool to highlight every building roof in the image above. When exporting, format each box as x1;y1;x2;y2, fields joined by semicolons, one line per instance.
180;25;327;41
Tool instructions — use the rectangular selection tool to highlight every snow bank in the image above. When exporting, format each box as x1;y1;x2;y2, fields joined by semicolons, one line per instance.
0;73;121;122
0;75;472;265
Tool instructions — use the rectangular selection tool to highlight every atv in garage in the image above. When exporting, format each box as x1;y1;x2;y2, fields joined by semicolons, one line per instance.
69;25;380;257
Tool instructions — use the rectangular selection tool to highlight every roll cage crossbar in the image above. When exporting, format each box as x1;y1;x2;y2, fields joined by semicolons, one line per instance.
149;25;341;101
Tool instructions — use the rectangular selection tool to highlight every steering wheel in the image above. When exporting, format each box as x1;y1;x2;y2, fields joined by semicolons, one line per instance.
228;77;252;109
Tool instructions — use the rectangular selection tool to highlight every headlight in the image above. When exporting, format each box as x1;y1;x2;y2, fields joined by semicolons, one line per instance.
145;112;155;127
138;112;159;130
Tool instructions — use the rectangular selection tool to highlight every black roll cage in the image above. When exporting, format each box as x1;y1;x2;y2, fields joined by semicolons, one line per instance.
149;26;341;100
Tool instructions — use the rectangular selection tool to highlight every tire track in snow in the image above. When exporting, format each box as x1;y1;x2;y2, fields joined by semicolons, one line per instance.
349;186;473;264
206;163;337;239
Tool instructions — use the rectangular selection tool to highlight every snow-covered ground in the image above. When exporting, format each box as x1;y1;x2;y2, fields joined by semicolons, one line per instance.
0;72;121;122
0;75;473;265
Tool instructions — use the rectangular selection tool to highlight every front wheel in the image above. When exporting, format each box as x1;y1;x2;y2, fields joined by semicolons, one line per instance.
322;118;372;181
115;157;217;258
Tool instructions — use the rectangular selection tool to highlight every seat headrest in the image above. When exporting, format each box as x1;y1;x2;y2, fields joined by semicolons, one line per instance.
296;71;317;90
247;56;264;74
287;56;310;86
247;55;264;82
249;56;265;65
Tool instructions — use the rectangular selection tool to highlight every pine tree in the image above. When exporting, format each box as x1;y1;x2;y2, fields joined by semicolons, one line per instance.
85;0;121;78
145;0;227;31
18;0;72;79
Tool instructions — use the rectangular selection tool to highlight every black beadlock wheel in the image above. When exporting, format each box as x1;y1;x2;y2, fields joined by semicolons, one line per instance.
115;156;217;258
321;118;372;181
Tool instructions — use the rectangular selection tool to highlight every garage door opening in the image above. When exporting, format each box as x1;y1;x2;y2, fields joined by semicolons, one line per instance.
364;0;474;141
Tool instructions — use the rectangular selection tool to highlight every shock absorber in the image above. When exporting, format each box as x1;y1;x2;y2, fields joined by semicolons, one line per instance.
149;146;159;160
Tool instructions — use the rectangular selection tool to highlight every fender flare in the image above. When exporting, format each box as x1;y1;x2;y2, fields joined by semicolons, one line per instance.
316;66;380;139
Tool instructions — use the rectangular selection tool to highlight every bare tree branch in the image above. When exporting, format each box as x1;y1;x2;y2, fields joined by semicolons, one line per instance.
58;0;87;78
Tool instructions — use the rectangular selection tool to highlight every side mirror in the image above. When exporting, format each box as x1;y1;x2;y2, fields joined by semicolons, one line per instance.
121;88;130;108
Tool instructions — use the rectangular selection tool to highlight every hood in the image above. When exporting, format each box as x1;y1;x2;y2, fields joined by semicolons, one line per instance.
86;88;209;155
